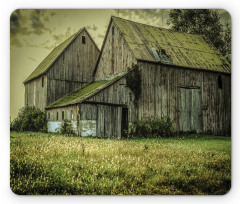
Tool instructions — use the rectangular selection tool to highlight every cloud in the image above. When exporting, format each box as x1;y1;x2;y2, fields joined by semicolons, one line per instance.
10;10;29;48
10;10;30;36
86;24;98;31
116;9;230;29
52;27;74;46
26;39;55;50
10;10;20;36
98;34;105;39
53;33;65;43
21;26;74;50
10;9;55;48
114;9;169;28
31;9;52;35
10;37;22;48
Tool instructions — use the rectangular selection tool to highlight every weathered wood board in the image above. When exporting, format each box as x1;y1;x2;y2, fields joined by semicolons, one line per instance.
25;29;100;109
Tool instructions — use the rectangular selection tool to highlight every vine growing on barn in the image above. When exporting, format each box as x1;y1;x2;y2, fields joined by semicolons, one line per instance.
126;65;142;107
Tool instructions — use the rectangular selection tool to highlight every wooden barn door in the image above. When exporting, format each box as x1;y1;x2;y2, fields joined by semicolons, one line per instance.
121;108;129;138
178;87;202;133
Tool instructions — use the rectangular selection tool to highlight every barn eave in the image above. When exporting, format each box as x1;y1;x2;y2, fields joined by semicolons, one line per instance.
137;59;231;75
45;70;130;110
111;16;231;74
23;28;87;84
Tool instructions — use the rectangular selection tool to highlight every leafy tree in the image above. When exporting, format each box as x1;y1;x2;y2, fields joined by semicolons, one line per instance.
10;106;47;132
223;23;231;63
167;9;231;63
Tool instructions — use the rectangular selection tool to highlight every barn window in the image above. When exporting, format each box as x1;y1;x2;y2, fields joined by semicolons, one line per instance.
48;112;50;120
62;111;64;120
112;26;115;35
218;75;223;89
70;110;73;120
42;77;44;87
56;112;58;120
82;36;86;44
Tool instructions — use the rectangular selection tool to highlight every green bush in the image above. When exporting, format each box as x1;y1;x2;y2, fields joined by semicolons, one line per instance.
10;106;47;132
59;119;76;136
128;116;174;138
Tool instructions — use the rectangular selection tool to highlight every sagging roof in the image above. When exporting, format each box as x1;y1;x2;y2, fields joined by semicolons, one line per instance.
112;16;231;73
45;71;128;109
23;28;84;83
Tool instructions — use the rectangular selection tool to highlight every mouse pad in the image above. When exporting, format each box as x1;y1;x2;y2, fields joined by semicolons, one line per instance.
10;9;231;195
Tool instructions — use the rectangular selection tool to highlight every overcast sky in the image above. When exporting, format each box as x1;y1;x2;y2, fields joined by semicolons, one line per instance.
10;9;231;120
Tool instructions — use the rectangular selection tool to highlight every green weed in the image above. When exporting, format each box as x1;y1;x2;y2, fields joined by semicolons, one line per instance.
10;131;231;195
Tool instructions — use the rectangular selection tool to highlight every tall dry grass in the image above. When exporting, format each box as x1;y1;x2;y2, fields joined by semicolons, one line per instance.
10;132;231;195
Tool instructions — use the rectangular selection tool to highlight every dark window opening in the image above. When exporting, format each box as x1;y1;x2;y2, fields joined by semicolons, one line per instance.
56;112;58;121
82;36;86;44
70;110;73;120
42;77;44;87
121;108;128;138
112;26;114;35
161;49;166;55
48;112;50;120
218;75;223;89
62;111;64;120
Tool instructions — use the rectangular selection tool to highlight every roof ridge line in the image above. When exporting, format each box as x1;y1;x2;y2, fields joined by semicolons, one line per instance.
111;16;204;38
23;28;83;83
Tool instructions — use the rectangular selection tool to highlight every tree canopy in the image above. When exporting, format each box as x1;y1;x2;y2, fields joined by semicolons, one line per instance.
10;106;47;132
167;9;231;64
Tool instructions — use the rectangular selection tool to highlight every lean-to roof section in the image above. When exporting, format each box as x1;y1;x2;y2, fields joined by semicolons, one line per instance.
45;71;129;109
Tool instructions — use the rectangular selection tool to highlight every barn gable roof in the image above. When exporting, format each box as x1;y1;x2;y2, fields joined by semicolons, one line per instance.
45;71;128;109
23;28;84;83
24;27;100;83
112;16;230;73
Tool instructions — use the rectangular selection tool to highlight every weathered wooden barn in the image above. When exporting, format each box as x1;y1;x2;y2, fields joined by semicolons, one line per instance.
23;28;100;111
44;16;231;137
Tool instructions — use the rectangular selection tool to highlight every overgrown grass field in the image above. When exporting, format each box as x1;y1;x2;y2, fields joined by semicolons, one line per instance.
10;132;231;195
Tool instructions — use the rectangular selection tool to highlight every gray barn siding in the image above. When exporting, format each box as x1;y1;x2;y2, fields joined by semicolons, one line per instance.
47;30;100;105
79;103;97;120
79;61;230;136
47;105;79;122
46;62;230;137
87;77;137;123
47;105;79;133
137;62;231;135
79;103;122;139
45;60;231;138
94;21;137;81
24;75;47;111
47;103;122;138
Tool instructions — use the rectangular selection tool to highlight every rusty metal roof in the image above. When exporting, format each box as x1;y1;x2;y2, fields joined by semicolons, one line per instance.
112;16;231;73
23;28;84;83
